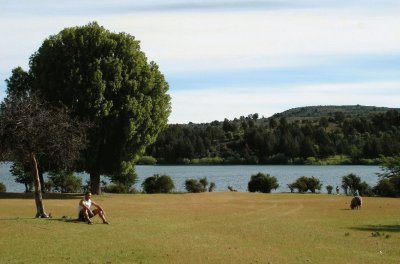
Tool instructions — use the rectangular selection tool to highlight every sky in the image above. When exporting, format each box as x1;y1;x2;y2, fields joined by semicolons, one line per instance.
0;0;399;124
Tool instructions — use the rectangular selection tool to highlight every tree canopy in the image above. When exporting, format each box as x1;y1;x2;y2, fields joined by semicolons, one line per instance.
0;94;89;217
29;22;171;193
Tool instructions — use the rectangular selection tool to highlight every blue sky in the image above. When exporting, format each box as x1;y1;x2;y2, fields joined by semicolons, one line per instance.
1;0;399;123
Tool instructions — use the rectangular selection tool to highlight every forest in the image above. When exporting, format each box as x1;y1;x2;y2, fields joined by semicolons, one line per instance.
144;105;400;165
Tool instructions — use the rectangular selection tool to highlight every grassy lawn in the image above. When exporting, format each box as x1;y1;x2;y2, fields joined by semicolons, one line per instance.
0;192;399;263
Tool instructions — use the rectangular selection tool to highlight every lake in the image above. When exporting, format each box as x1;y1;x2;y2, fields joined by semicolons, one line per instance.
0;163;383;193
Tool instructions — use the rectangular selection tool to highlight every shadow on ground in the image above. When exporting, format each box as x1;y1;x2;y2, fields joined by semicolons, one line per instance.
351;225;400;232
0;192;82;200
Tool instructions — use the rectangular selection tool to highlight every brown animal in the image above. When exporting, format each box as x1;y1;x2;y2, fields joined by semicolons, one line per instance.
350;196;362;210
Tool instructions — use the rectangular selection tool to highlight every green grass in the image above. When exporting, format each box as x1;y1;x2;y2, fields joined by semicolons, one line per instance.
0;192;399;263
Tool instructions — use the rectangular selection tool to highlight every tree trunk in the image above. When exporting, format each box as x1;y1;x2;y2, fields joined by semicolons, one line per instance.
30;152;48;218
90;172;101;195
39;168;45;193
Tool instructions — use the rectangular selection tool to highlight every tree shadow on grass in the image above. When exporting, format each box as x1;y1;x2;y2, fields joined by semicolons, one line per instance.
47;217;82;223
0;192;82;200
351;225;400;233
0;216;83;224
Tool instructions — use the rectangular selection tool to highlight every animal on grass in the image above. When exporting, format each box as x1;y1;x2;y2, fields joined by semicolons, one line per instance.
350;196;362;210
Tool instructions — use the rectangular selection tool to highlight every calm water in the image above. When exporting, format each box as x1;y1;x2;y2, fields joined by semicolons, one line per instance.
0;163;383;193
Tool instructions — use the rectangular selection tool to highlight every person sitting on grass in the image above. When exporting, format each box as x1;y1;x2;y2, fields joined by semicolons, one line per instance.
78;191;109;225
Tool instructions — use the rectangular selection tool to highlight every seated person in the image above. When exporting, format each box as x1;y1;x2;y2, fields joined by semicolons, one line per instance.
78;191;109;224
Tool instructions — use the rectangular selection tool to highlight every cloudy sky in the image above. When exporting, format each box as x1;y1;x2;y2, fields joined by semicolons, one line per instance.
1;0;399;123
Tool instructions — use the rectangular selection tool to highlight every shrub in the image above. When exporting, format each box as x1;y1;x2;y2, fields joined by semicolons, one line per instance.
185;179;204;193
326;185;333;194
341;173;361;195
142;174;175;193
63;174;82;193
373;175;400;197
109;165;138;192
104;183;131;193
137;156;157;165
248;172;279;193
307;177;322;193
0;182;6;192
208;182;216;192
290;176;322;193
291;177;308;193
47;170;82;193
341;173;371;196
199;177;208;191
185;177;215;193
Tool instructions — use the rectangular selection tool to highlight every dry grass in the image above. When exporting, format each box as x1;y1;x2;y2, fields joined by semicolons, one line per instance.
0;192;399;263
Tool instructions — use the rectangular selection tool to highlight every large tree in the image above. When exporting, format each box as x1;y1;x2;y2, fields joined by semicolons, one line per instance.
0;94;89;217
29;22;171;193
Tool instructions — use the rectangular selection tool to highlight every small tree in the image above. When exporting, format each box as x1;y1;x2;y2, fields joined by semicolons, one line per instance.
248;172;279;193
199;177;208;192
289;176;321;193
47;170;82;193
208;182;216;192
374;156;400;197
0;94;89;217
326;185;333;194
341;173;371;196
341;173;361;195
10;162;33;192
142;174;174;193
307;176;322;193
185;179;204;193
291;177;308;193
185;177;214;193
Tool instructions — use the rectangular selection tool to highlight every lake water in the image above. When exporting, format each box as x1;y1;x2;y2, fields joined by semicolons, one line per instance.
0;163;383;193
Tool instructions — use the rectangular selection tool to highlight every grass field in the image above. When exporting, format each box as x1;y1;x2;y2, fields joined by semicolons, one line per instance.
0;192;399;263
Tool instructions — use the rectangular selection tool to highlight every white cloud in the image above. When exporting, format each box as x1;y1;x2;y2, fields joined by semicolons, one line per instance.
2;8;399;74
106;10;400;73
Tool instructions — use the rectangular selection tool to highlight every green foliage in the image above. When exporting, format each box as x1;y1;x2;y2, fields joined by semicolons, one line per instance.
291;177;308;193
190;157;224;165
341;173;372;196
248;172;279;193
10;162;33;192
109;163;138;192
104;183;134;193
0;182;6;192
290;176;322;193
374;157;400;197
29;22;171;193
4;67;31;99
326;185;333;194
184;179;204;193
137;156;157;165
145;107;400;165
47;170;82;193
184;177;215;193
142;174;175;194
208;182;216;192
373;175;400;197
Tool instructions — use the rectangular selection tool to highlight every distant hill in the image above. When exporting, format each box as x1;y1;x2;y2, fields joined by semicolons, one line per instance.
269;105;400;122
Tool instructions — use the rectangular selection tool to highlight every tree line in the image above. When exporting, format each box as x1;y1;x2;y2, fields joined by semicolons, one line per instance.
145;110;400;165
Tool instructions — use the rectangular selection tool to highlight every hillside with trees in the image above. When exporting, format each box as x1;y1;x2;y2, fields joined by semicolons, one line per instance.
144;105;400;165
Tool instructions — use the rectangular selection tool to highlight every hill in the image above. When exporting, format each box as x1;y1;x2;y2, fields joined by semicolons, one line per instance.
269;105;400;122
